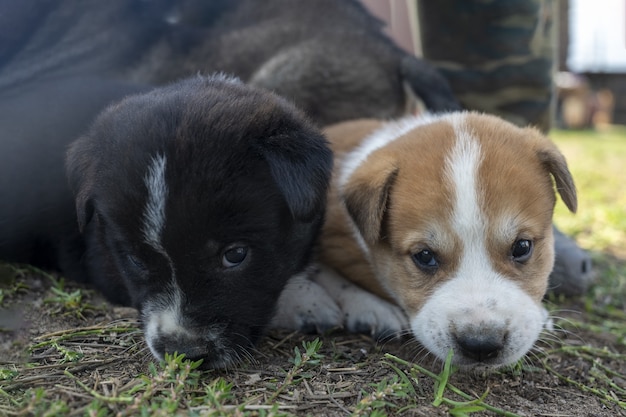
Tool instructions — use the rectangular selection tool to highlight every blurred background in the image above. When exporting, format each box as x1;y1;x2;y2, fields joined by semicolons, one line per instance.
363;0;626;130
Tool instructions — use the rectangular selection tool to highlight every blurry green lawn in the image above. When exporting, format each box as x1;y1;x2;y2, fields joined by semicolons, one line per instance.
551;126;626;256
550;126;626;319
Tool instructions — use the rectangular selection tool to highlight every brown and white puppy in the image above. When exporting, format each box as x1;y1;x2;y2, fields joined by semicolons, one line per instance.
281;112;577;370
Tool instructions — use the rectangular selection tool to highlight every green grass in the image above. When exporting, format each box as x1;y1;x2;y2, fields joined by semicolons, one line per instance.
384;353;522;417
548;126;626;411
268;338;324;402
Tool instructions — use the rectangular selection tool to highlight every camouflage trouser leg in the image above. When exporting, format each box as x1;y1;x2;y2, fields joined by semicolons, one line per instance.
416;0;594;296
417;0;556;132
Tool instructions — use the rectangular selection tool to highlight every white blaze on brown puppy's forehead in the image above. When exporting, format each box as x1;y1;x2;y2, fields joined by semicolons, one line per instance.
441;114;498;295
445;114;485;246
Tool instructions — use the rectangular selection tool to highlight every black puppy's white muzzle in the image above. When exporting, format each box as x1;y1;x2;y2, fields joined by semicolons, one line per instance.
147;323;236;368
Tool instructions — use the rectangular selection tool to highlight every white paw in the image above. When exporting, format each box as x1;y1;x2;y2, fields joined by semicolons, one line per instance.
341;290;408;339
314;265;408;340
271;272;342;333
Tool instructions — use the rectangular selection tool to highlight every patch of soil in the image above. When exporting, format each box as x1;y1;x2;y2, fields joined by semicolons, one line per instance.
1;270;625;416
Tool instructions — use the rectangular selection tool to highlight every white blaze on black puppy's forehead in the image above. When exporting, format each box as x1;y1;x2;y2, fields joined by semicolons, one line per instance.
142;153;196;361
143;153;168;253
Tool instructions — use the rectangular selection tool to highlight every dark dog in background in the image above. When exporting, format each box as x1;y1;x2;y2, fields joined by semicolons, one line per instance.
128;0;461;125
65;75;331;367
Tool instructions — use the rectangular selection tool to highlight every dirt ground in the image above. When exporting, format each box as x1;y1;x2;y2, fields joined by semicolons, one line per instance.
1;266;625;416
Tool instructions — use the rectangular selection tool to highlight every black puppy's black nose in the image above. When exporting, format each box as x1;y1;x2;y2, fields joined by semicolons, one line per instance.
456;336;504;362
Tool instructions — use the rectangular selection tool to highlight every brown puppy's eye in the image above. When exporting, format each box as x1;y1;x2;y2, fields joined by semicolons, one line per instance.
511;239;533;262
222;247;248;268
412;249;438;272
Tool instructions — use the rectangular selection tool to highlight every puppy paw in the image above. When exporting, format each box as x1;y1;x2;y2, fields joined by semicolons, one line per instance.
314;265;409;340
344;295;407;340
271;272;342;333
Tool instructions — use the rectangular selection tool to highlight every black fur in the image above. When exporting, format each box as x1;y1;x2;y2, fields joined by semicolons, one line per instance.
65;75;332;366
0;0;172;275
0;77;149;278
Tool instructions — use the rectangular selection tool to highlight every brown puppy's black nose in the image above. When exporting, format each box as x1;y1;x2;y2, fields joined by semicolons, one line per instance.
456;336;504;362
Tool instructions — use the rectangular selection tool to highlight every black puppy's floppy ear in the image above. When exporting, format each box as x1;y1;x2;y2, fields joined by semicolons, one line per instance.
65;136;96;232
257;132;333;222
342;157;398;245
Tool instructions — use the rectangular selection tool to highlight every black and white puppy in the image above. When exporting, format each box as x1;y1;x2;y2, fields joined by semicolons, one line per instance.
65;75;332;367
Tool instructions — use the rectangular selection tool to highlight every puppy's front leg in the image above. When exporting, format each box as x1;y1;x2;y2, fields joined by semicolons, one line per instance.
271;270;343;333
314;265;408;340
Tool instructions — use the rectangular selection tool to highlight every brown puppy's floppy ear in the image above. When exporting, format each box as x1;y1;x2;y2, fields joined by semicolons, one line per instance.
342;156;398;245
258;132;333;222
536;140;577;213
65;136;96;232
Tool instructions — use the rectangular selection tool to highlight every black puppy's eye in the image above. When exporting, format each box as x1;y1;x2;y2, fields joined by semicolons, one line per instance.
511;239;533;262
222;247;248;268
412;249;438;271
127;254;147;271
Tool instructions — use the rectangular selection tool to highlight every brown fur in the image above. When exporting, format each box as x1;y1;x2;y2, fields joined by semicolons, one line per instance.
320;113;577;315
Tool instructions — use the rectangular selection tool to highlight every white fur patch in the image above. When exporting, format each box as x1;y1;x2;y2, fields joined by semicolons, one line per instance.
446;114;485;242
271;272;342;332
143;154;168;252
143;281;228;363
143;283;186;360
272;267;407;339
209;72;242;85
314;265;408;338
411;274;546;369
